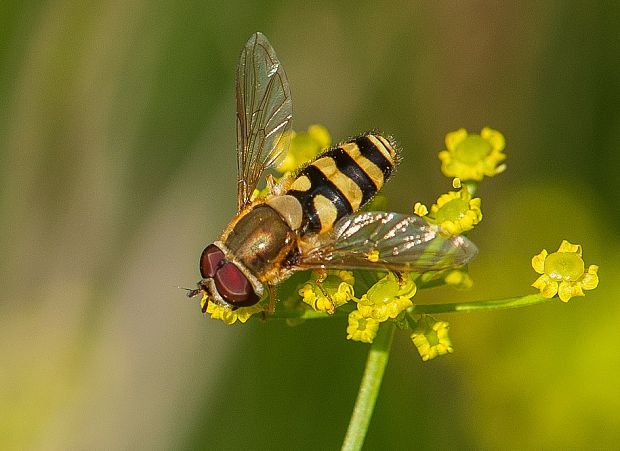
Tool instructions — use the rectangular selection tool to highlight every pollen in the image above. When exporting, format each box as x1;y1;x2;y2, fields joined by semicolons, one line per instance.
367;249;380;262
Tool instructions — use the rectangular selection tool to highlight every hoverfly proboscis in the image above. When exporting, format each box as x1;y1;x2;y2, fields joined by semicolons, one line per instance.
188;32;478;312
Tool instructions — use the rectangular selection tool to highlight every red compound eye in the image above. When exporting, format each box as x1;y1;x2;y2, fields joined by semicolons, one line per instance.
214;262;259;307
200;244;225;278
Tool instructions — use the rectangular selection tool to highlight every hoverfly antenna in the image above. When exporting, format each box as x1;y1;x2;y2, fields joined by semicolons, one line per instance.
178;286;201;298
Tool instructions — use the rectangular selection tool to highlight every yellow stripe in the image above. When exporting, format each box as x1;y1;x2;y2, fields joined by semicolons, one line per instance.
312;157;363;211
313;194;338;233
290;175;311;191
376;134;397;159
341;142;384;189
266;195;303;230
368;134;395;163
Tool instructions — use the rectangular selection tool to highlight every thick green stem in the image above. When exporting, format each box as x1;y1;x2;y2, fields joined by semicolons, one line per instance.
341;322;395;451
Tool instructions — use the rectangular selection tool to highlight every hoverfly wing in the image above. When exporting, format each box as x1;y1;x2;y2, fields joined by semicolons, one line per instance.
296;211;478;273
236;32;293;211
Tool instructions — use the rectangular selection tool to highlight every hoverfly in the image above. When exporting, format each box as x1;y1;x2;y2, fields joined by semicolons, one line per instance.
188;32;477;311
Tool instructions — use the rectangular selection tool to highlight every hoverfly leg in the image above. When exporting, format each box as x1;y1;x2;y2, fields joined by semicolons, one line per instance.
200;292;211;313
394;271;405;285
315;268;328;284
314;269;336;314
182;286;210;313
264;284;277;316
265;174;278;195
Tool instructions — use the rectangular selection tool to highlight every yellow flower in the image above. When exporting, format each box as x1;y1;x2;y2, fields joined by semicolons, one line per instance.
346;309;380;343
298;271;355;314
367;249;380;262
353;272;416;325
277;124;331;173
413;202;428;217
204;296;265;325
438;127;506;181
418;188;482;235
410;316;454;361
337;270;355;286
357;296;413;323
443;269;474;289
532;240;599;302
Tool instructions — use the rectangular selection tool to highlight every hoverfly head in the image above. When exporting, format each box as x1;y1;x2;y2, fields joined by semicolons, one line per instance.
198;243;260;309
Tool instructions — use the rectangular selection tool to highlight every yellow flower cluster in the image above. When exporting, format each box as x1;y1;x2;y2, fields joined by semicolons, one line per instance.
299;271;355;314
203;294;265;325
347;273;417;343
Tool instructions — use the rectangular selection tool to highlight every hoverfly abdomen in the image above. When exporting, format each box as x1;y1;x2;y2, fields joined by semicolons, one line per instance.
286;133;397;235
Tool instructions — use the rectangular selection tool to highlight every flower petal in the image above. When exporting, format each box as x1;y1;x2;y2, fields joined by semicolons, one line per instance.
533;274;558;298
581;265;599;290
414;202;428;216
558;240;581;255
571;283;585;298
445;128;468;150
558;281;573;302
531;250;547;274
481;127;506;151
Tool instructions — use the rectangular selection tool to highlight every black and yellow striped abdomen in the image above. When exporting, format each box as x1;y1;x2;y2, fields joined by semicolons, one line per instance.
286;133;397;235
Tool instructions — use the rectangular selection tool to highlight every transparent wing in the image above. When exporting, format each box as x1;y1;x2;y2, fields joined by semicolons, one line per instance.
236;32;293;211
297;212;478;273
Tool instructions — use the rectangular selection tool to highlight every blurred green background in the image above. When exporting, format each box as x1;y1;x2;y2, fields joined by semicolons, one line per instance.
2;1;619;449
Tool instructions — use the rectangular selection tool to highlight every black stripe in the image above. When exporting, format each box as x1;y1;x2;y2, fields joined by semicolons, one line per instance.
323;147;378;206
288;165;352;234
288;188;320;233
355;135;393;179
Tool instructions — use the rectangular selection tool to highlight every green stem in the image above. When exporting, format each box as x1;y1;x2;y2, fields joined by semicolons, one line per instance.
341;322;395;451
411;293;551;314
271;293;552;320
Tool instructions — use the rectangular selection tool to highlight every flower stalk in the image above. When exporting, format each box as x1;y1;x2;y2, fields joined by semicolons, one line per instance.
268;292;553;320
341;321;395;451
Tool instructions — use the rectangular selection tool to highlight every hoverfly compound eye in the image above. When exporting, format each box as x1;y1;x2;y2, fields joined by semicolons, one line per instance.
200;244;225;278
214;262;259;306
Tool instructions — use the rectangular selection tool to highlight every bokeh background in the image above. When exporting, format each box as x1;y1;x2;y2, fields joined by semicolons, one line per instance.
2;1;619;449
